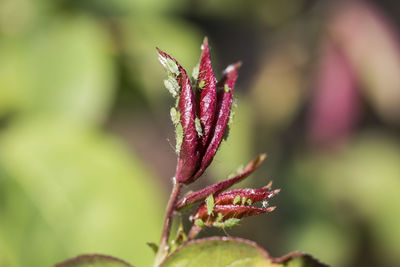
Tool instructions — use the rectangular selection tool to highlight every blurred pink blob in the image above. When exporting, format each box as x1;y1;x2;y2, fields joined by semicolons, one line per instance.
308;40;359;147
329;1;400;124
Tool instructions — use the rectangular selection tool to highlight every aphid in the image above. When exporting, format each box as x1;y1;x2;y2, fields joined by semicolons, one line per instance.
213;218;240;228
224;84;231;92
233;195;241;205
166;58;179;75
216;212;224;222
198;80;206;89
170;107;180;125
192;64;199;80
195;219;204;228
175;123;183;154
163;76;180;97
205;194;215;215
195;117;203;137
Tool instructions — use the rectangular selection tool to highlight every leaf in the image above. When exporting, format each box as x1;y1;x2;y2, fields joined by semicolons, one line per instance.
54;254;133;267
161;237;271;267
274;251;329;267
0;16;115;124
0;118;163;267
161;237;327;267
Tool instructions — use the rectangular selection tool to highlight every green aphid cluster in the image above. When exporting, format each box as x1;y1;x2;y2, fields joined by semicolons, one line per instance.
163;58;180;97
212;212;240;228
213;218;241;228
199;195;242;229
232;195;252;206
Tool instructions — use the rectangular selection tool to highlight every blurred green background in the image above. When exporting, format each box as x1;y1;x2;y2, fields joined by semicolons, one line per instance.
1;0;400;266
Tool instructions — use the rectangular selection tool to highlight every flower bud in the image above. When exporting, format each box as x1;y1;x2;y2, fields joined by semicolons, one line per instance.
157;38;241;184
191;184;279;227
176;154;266;209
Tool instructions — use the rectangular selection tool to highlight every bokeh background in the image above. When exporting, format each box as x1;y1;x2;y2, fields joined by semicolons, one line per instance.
1;0;400;266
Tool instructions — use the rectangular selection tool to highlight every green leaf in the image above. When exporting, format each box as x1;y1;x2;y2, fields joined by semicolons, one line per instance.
0;118;163;267
54;254;133;267
161;237;270;267
161;237;327;267
0;16;115;124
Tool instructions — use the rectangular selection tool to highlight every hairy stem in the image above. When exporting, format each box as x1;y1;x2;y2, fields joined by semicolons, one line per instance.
154;179;182;267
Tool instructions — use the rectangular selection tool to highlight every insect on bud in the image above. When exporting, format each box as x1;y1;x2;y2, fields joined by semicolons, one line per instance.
191;184;279;228
157;37;241;185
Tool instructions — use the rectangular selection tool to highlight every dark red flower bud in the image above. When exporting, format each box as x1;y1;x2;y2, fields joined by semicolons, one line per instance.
190;62;241;182
157;48;201;183
196;37;217;148
176;154;266;209
157;39;241;184
190;184;279;227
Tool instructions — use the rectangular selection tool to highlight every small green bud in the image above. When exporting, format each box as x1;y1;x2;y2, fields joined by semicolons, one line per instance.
247;199;252;205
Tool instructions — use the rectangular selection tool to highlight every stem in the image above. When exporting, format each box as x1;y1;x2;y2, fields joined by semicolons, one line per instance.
154;179;182;267
188;225;202;240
